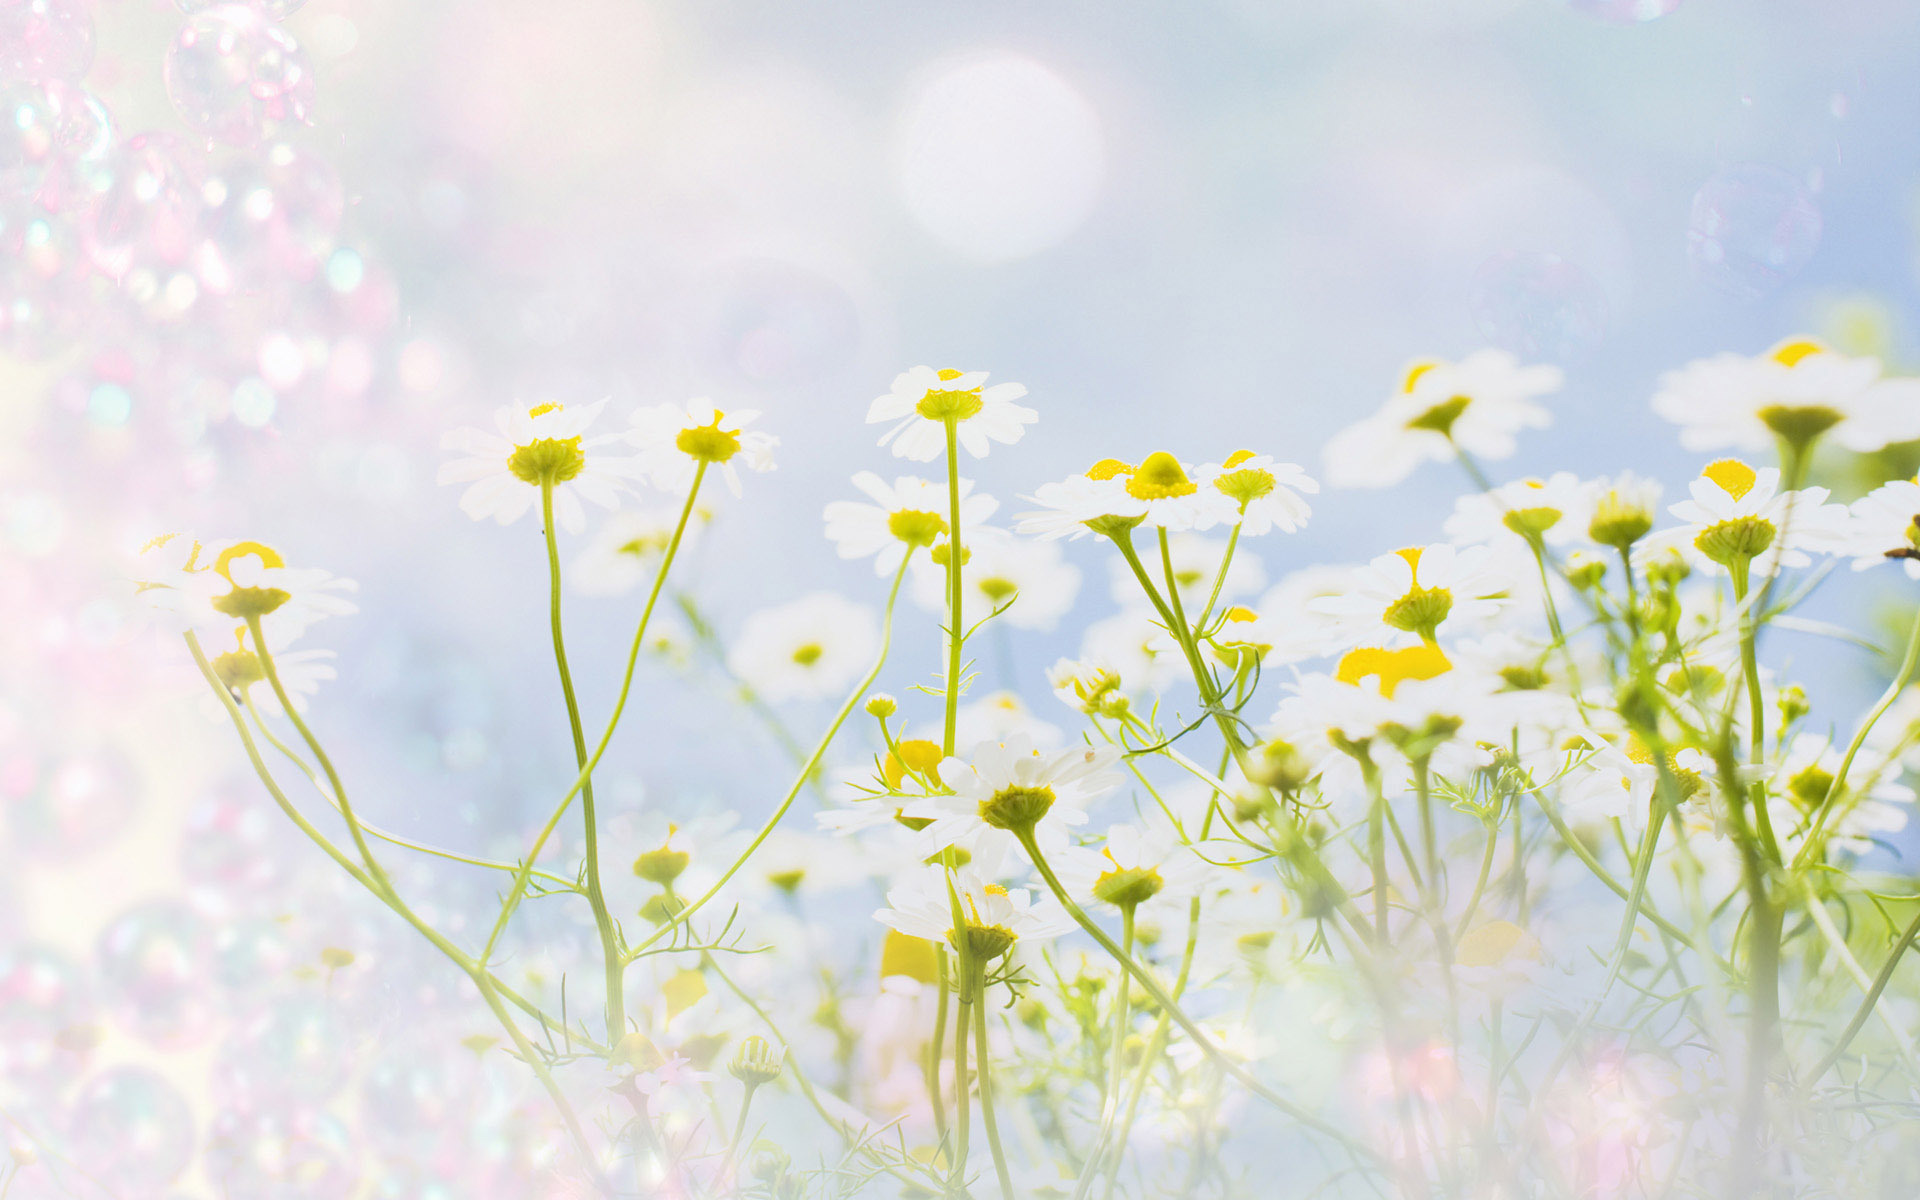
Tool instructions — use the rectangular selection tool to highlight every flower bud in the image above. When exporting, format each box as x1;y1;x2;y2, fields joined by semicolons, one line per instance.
864;692;898;718
728;1035;784;1087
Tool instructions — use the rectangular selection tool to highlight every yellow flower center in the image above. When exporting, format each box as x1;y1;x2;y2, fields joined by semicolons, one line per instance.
882;739;945;789
914;369;985;422
527;401;563;417
1402;361;1441;392
1085;458;1133;481
1768;337;1826;367
791;642;824;667
675;415;742;463
886;508;947;546
215;540;285;582
1702;458;1757;501
1336;644;1453;700
1124;452;1197;501
507;437;586;484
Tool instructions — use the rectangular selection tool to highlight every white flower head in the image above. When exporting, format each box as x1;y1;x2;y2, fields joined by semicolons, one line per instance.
571;506;705;597
1444;473;1594;548
1018;454;1242;540
201;624;336;719
1054;823;1215;911
867;366;1035;461
1105;530;1264;611
437;399;645;533
954;691;1064;750
727;592;878;703
1196;451;1318;535
904;734;1123;844
1647;458;1850;576
1652;338;1920;454
909;527;1081;631
824;472;996;576
875;863;1073;960
1252;564;1363;664
1840;478;1920;579
629;400;777;497
138;534;358;639
1309;544;1514;649
1323;351;1562;488
1080;608;1185;696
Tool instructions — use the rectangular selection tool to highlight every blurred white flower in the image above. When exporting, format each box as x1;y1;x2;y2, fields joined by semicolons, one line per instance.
570;507;704;596
1196;451;1317;535
1080;608;1184;695
824;471;996;575
138;535;358;639
1444;472;1593;547
727;592;878;702
1309;544;1514;648
867;366;1035;461
1323;351;1561;488
1105;529;1264;610
1652;338;1920;454
628;399;777;497
910;527;1080;629
436;399;644;533
1840;477;1920;578
954;690;1064;749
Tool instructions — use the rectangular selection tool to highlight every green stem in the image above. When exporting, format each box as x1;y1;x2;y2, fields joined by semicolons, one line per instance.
943;418;965;756
952;976;974;1193
1794;603;1920;868
1807;905;1920;1085
1729;558;1782;864
973;964;1016;1200
930;948;951;1144
540;480;625;1040
1194;522;1242;633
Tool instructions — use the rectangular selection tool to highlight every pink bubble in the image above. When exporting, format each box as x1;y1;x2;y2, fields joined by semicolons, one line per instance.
0;0;94;83
206;1106;357;1199
84;132;208;281
165;5;315;149
96;900;219;1049
10;750;137;856
65;1067;196;1190
0;943;97;1097
197;141;343;286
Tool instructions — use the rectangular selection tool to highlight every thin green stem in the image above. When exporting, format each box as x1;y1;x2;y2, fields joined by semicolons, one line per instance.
973;964;1016;1200
930;948;951;1144
952;978;974;1194
1794;603;1920;868
1807;905;1920;1084
943;418;965;756
1729;559;1783;865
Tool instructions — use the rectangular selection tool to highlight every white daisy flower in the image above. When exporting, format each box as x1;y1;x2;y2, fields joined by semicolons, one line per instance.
1840;477;1920;578
1018;454;1243;540
1252;565;1356;663
1444;472;1594;548
1774;737;1913;858
909;527;1081;630
1196;451;1318;535
1584;471;1663;551
1052;823;1216;911
726;592;879;703
570;507;705;597
875;864;1073;958
866;366;1035;461
628;400;778;497
1046;657;1128;717
1645;458;1850;577
1270;645;1511;772
1651;338;1920;454
823;472;996;576
138;535;358;639
202;624;336;718
1105;530;1264;611
436;399;644;534
1308;544;1515;648
1080;608;1185;696
904;733;1123;844
1322;351;1562;488
954;691;1064;750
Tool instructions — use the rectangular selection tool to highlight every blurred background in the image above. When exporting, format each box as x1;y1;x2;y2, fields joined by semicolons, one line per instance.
6;0;1920;1193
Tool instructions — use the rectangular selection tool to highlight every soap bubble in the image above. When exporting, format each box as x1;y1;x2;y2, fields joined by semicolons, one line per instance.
359;1045;470;1158
180;786;281;890
0;943;97;1096
179;0;310;15
214;996;351;1106
64;1067;196;1190
1565;0;1683;21
198;141;343;288
11;751;137;856
1687;164;1822;298
84;132;207;281
165;6;315;148
0;80;111;210
1469;250;1608;361
212;916;298;997
205;1107;357;1199
0;0;94;83
96;900;218;1048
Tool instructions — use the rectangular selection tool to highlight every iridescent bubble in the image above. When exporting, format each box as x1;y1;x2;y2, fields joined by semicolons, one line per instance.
0;0;94;83
205;1107;356;1199
1565;0;1683;21
12;751;136;856
198;141;343;288
84;132;206;281
165;6;315;148
180;0;309;15
1469;250;1608;361
180;786;280;889
359;1045;469;1158
0;80;112;210
96;901;218;1048
64;1067;195;1190
214;997;351;1106
1687;164;1822;299
0;943;97;1096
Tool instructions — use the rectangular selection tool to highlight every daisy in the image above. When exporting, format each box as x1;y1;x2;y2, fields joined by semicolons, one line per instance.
628;400;777;497
1646;458;1849;577
1269;645;1512;780
1251;565;1357;663
1774;738;1913;858
570;506;705;597
908;527;1081;630
824;471;996;576
1839;477;1920;578
202;624;337;718
954;691;1064;749
1322;351;1562;488
1018;454;1243;540
1651;337;1920;454
1053;823;1215;911
436;399;644;534
1105;530;1265;610
875;863;1073;962
1585;472;1662;551
1196;451;1318;535
138;535;357;638
1080;608;1185;695
905;733;1123;842
1047;658;1127;716
1308;544;1515;647
1444;472;1593;548
866;366;1035;461
726;592;878;703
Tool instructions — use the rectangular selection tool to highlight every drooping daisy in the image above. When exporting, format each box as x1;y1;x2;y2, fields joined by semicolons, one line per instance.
628;400;778;497
1444;473;1593;548
1017;454;1243;540
908;527;1081;630
1645;458;1849;577
570;507;706;597
1196;451;1318;535
1839;477;1920;578
867;366;1035;461
1651;338;1920;454
437;399;645;534
1308;544;1515;648
138;535;358;639
1322;351;1562;488
904;733;1123;844
726;593;878;703
824;472;996;576
875;863;1073;962
202;624;337;718
1052;823;1215;911
1105;530;1265;611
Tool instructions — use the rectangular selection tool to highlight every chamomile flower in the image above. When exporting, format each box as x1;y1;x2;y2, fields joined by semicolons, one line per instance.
628;400;777;497
1323;351;1562;488
1080;608;1185;695
1651;338;1920;454
909;527;1081;630
1105;531;1265;610
1444;473;1593;548
138;535;358;638
875;864;1073;961
1271;645;1510;778
955;691;1064;749
1047;658;1128;717
1648;458;1849;576
905;734;1123;843
1840;477;1920;578
823;472;997;576
1053;824;1214;910
1252;565;1355;663
570;507;705;596
867;366;1035;461
1774;738;1913;858
1309;544;1514;648
727;593;878;703
1018;454;1242;540
437;399;644;533
1585;472;1663;552
203;624;336;718
1196;451;1318;535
